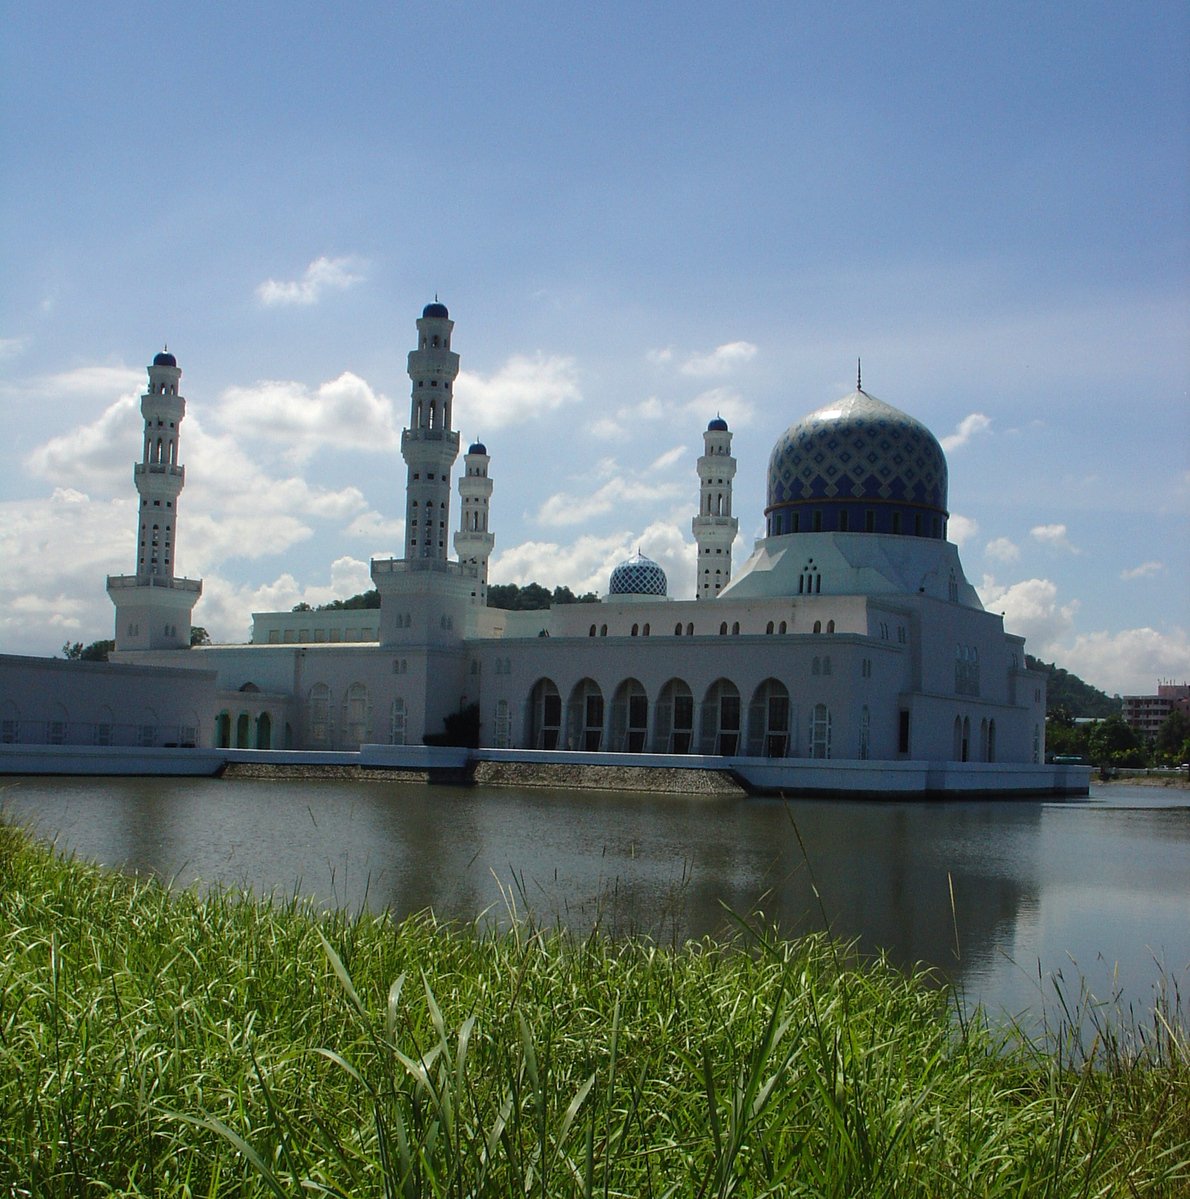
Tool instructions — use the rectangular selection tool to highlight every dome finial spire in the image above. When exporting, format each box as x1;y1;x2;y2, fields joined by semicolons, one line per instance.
857;358;862;392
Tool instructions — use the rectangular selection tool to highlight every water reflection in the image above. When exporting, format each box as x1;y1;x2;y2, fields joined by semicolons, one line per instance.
2;776;1187;1028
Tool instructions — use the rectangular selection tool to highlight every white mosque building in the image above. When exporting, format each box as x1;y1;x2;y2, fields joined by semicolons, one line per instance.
3;301;1079;795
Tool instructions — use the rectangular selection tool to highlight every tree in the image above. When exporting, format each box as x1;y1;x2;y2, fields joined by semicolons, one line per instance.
61;639;114;662
1154;709;1190;765
190;626;211;646
1087;716;1146;768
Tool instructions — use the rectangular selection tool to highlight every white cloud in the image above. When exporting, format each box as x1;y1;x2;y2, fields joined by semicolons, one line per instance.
947;514;979;547
680;341;758;378
985;536;1020;563
256;255;366;307
648;445;687;472
1030;523;1080;553
978;575;1080;650
976;572;1190;694
491;521;698;599
1120;560;1164;580
1059;627;1190;696
456;353;581;431
647;347;674;365
535;475;687;528
586;417;625;440
685;386;755;428
940;412;991;452
342;508;405;547
214;372;399;463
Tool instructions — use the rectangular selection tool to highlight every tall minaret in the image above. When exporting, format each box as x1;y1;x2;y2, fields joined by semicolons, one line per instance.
454;440;495;605
402;302;461;560
107;350;202;650
691;416;738;599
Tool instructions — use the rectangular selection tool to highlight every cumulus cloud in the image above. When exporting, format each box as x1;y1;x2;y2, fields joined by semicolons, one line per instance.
646;347;674;365
256;255;366;307
648;445;688;472
535;475;688;528
1059;626;1190;696
947;514;979;547
685;386;755;428
1120;560;1164;580
584;395;671;440
491;520;699;600
985;536;1020;563
456;353;581;431
214;372;399;463
680;341;758;378
940;412;991;452
25;393;140;495
0;336;28;361
342;508;405;547
1030;523;1080;553
978;575;1080;650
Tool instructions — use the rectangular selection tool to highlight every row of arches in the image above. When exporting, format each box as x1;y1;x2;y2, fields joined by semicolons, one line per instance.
525;677;839;759
953;715;997;763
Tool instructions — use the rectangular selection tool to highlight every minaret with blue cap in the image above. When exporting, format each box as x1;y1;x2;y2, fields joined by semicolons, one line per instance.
106;349;203;650
454;439;494;605
691;415;738;598
401;301;460;561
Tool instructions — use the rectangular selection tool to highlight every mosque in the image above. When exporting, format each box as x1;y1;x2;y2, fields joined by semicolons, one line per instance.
3;301;1076;793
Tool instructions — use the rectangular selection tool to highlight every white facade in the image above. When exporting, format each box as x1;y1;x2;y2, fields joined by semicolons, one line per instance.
7;301;1052;788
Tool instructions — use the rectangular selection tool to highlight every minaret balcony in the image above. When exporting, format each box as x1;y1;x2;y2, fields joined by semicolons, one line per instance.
106;573;202;593
134;463;185;478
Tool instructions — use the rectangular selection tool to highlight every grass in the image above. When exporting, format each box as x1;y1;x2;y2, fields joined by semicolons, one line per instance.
1;817;1187;1198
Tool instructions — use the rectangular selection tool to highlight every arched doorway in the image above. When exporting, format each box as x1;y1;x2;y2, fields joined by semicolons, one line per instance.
747;679;790;757
653;679;694;753
215;711;231;748
566;679;605;751
255;712;272;750
700;679;741;756
610;679;649;752
527;679;562;749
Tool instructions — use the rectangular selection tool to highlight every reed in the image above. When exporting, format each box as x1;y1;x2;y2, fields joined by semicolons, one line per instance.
1;819;1186;1197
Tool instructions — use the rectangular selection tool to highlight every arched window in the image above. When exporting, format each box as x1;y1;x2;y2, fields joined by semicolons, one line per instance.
731;621;740;635
813;620;822;634
719;622;728;636
611;678;649;752
747;678;790;757
686;622;694;636
674;622;683;636
700;679;741;756
766;621;774;634
589;625;597;637
528;679;562;749
566;678;605;751
826;620;835;634
779;621;787;634
642;623;650;636
308;683;332;746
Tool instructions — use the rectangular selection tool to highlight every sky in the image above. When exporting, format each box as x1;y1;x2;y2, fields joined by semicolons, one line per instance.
1;2;1187;697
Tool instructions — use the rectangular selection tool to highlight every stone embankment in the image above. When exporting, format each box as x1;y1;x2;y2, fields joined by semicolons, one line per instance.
220;759;747;795
472;759;746;795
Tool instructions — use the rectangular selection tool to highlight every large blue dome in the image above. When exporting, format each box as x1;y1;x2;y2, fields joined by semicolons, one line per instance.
609;551;668;597
422;301;449;319
765;389;948;540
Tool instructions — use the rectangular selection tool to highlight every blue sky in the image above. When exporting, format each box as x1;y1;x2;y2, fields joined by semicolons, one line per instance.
1;1;1187;695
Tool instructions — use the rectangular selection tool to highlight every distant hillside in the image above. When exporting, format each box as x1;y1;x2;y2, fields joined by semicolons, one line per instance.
1026;655;1119;718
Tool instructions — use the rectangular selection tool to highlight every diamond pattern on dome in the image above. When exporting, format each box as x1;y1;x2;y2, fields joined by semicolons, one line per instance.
609;552;668;596
766;390;948;514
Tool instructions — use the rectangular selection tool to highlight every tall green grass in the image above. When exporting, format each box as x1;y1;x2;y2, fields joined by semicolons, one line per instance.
1;818;1187;1198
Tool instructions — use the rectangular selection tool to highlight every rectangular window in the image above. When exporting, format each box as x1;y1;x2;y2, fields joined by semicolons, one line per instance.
898;710;911;755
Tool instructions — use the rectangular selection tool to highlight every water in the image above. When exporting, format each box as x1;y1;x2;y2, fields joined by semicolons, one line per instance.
3;775;1187;1035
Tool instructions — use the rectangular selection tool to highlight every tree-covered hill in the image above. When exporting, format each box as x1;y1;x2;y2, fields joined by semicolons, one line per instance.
1026;654;1119;718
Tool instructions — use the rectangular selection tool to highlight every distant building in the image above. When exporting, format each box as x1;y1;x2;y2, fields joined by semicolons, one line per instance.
1121;682;1190;740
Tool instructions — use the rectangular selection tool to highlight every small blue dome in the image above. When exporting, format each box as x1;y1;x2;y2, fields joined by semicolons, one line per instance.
152;350;177;367
609;551;667;597
468;441;487;455
707;416;729;431
422;301;449;319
